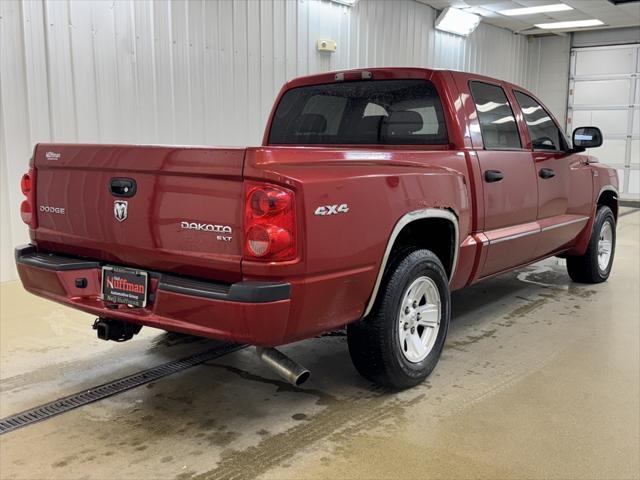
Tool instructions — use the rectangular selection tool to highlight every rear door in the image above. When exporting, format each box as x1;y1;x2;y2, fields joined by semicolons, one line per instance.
465;80;539;277
33;144;245;283
511;90;592;257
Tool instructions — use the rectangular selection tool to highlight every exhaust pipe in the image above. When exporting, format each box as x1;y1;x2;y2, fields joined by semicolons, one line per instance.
256;347;310;386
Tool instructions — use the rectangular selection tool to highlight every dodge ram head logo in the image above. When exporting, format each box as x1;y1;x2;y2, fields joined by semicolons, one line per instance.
114;201;128;222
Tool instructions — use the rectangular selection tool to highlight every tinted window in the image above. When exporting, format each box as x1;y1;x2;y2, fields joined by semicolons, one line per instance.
469;81;521;150
268;80;448;145
514;91;566;151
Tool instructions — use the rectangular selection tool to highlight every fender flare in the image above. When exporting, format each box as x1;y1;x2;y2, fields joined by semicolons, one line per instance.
567;184;618;257
363;208;459;317
597;185;618;209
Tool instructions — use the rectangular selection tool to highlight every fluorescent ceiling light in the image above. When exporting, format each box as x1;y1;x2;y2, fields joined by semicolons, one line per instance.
500;3;572;16
476;101;503;113
492;117;516;124
435;7;481;36
535;19;604;29
521;105;542;115
526;116;552;126
330;0;358;5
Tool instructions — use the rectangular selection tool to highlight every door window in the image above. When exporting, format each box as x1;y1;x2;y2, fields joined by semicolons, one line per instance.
514;91;567;151
469;81;521;150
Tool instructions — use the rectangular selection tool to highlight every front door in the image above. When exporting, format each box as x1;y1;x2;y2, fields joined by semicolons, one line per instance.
512;90;592;257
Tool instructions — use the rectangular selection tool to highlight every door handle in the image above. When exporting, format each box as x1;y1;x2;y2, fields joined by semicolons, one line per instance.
484;170;503;183
109;178;137;197
539;168;555;179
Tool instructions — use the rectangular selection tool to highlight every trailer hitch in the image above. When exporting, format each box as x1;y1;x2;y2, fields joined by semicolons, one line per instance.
93;318;142;342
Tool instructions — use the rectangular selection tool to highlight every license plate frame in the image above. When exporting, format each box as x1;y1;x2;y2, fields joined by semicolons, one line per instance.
101;266;148;308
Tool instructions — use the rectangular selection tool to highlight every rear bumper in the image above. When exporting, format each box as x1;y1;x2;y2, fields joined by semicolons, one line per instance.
15;245;291;345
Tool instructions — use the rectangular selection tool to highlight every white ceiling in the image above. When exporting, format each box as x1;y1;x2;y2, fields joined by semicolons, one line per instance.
418;0;640;35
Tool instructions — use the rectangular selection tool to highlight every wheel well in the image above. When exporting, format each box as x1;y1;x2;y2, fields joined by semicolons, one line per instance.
597;190;618;219
387;218;456;278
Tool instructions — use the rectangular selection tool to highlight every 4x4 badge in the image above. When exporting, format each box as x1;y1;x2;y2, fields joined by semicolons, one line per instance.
114;200;128;222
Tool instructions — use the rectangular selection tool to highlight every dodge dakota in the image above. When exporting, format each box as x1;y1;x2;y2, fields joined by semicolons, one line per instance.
16;68;618;388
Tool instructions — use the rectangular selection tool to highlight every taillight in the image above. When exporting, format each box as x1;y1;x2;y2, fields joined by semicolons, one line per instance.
20;169;37;228
249;187;291;217
21;173;32;195
244;182;296;260
20;200;33;224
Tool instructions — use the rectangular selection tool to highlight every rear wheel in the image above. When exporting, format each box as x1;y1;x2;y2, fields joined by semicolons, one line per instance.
567;206;616;283
347;249;450;389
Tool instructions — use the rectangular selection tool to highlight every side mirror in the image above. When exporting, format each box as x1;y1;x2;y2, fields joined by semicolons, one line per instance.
572;126;603;149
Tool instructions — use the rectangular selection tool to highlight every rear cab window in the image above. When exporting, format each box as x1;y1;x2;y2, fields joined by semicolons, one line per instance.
469;81;522;150
268;79;449;145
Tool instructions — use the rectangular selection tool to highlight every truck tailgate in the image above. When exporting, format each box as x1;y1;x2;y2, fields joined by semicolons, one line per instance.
32;144;245;283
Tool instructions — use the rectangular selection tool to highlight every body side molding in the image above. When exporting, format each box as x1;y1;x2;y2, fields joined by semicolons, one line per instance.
363;209;459;317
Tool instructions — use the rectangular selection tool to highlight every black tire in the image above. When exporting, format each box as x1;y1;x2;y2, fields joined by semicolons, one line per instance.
347;249;451;389
567;206;616;283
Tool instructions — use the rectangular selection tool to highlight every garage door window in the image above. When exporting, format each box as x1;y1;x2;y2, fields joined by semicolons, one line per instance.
514;91;566;151
469;81;521;150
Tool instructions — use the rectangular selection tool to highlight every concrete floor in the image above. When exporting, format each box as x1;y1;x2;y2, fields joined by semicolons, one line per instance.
1;209;638;480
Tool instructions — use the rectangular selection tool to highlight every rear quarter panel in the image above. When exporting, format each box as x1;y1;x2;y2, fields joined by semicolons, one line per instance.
243;147;472;342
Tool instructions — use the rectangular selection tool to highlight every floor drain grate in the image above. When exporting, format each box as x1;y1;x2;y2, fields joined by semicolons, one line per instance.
0;342;245;435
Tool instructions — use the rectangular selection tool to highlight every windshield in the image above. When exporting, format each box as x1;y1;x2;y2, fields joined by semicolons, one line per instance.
268;79;448;145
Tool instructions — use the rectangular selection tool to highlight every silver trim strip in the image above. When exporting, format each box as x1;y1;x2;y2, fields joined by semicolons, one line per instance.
490;228;539;245
490;216;591;245
540;216;589;232
363;209;459;318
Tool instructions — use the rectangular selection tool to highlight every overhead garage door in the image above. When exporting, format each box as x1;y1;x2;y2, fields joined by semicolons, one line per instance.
567;44;640;199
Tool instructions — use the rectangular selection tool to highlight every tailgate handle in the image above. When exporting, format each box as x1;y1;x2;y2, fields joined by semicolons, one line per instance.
109;178;137;197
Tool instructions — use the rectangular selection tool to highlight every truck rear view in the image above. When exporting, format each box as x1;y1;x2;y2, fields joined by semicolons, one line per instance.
16;67;615;390
15;68;466;389
17;143;298;345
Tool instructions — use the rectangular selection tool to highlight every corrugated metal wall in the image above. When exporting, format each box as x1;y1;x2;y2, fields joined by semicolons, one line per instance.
0;0;560;281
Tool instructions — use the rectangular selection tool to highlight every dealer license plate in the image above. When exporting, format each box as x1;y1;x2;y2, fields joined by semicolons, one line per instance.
101;266;148;308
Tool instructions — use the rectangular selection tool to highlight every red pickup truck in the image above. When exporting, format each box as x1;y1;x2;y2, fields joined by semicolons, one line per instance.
16;68;618;389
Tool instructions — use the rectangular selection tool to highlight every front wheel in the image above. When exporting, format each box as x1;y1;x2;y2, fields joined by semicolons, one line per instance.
347;249;450;389
567;206;616;283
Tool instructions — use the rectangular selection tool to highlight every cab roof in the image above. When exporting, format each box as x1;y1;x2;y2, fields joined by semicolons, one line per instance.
283;67;525;94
